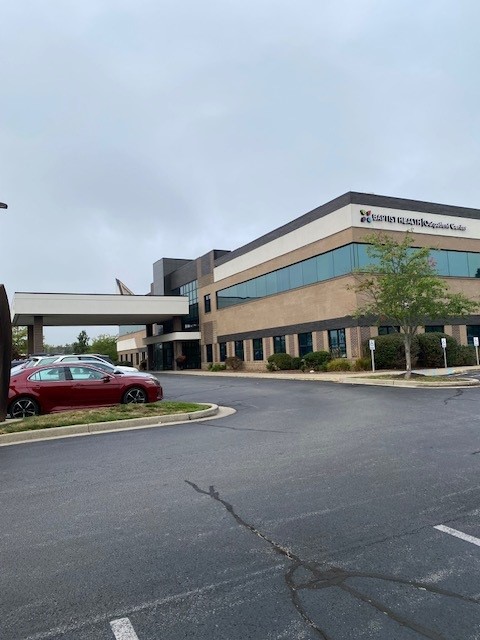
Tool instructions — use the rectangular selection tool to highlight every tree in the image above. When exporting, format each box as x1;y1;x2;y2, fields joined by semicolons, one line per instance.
12;327;28;359
72;330;90;354
351;232;478;378
89;334;118;362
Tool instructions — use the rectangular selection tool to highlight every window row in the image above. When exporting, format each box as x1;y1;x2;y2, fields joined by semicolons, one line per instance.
215;243;480;310
204;330;347;362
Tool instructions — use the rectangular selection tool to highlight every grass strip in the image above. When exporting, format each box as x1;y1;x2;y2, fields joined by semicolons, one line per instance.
1;401;206;434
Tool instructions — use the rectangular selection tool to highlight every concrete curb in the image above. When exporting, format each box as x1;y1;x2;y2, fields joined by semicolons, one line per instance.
337;377;479;388
0;404;219;446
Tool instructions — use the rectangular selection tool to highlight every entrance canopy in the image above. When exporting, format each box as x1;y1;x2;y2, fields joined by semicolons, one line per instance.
12;292;189;326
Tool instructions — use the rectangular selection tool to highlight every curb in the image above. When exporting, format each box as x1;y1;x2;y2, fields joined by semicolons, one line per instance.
0;404;219;446
338;378;479;388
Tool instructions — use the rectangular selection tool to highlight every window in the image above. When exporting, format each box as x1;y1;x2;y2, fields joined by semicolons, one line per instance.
204;294;211;313
219;342;227;362
69;366;104;381
206;344;213;363
253;338;263;361
234;340;244;360
298;332;313;357
378;326;399;335
273;335;286;354
467;326;480;346
425;325;444;333
328;329;347;358
29;368;66;382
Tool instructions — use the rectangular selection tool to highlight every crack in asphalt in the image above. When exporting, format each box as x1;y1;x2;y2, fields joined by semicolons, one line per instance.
443;389;464;405
199;421;290;434
186;480;479;640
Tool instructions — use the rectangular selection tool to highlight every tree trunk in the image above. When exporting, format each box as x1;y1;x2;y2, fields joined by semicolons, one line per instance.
404;333;412;379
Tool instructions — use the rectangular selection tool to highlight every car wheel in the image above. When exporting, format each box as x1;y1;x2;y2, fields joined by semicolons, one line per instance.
9;397;40;419
122;387;147;404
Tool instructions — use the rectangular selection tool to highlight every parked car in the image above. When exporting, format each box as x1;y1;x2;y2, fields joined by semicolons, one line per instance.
8;363;163;418
74;358;158;381
49;354;138;373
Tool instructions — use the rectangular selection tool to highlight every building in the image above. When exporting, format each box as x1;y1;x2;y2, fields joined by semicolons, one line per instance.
117;192;480;370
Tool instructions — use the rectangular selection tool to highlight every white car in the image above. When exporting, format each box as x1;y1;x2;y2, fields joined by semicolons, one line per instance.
50;355;138;373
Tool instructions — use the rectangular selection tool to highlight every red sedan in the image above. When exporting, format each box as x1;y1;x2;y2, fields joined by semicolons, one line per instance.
8;363;163;418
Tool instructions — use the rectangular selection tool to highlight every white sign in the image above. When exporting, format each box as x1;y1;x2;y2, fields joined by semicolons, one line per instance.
441;338;447;349
474;337;479;347
369;339;375;351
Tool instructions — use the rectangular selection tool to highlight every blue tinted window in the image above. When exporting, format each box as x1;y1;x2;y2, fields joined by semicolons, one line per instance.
277;267;290;292
317;252;334;280
447;251;469;277
333;245;352;277
256;275;267;297
289;262;303;289
430;250;449;276
265;272;277;295
302;257;317;285
246;280;257;300
274;336;286;353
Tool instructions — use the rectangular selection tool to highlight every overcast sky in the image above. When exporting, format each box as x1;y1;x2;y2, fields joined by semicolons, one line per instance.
2;0;479;345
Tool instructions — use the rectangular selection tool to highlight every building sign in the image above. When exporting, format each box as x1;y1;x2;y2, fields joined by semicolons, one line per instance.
360;209;466;232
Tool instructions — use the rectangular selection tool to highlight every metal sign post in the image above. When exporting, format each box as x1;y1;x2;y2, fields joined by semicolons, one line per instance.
474;336;479;366
441;337;447;369
369;339;376;372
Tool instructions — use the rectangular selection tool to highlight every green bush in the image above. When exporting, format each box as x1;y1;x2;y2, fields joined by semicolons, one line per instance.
303;351;331;371
208;363;226;371
353;356;372;371
225;356;243;370
267;353;294;370
364;333;419;370
290;356;302;370
453;344;476;366
326;358;352;371
416;333;459;367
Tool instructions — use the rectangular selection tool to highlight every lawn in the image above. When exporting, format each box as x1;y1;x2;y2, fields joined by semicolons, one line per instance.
0;401;207;434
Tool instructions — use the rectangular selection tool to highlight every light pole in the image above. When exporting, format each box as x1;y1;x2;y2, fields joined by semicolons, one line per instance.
0;201;11;422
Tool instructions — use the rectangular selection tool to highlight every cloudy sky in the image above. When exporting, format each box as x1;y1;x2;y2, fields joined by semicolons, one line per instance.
2;0;479;345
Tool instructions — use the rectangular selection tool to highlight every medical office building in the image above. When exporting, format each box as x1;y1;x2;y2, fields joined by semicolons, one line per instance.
117;191;480;370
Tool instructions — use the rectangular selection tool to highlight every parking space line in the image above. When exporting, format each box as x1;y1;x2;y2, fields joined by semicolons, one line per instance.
110;618;140;640
434;524;480;547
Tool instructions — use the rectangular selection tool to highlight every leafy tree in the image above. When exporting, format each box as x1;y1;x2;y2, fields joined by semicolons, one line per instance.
89;334;118;361
72;330;90;354
351;232;478;378
12;327;27;359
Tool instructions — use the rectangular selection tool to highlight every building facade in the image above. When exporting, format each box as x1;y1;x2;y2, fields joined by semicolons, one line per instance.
117;192;480;370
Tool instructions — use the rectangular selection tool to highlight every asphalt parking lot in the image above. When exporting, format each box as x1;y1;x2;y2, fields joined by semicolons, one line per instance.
1;374;480;639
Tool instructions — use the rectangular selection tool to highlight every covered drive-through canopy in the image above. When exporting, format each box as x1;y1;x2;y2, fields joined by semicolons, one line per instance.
12;292;189;354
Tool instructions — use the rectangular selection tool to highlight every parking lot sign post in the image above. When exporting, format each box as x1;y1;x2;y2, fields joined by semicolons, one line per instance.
441;337;447;369
474;337;479;366
369;339;376;372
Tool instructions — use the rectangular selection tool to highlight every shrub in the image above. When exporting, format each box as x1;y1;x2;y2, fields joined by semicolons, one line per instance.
353;356;372;371
416;333;459;368
453;344;476;366
208;363;226;371
326;358;352;371
267;353;294;370
290;356;302;370
363;333;419;370
303;351;331;371
225;356;243;370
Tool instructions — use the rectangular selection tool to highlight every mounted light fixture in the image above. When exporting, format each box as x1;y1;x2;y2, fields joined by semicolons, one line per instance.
0;203;7;209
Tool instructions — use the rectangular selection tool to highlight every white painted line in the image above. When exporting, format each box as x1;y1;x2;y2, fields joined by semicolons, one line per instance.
110;617;140;640
434;524;480;547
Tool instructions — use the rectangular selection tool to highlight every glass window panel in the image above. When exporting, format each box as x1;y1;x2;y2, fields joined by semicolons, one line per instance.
253;338;263;360
265;272;277;295
467;325;480;345
219;342;227;362
333;245;352;277
276;267;290;292
302;257;318;285
317;252;334;281
425;326;444;333
256;275;267;298
468;252;480;278
234;340;244;360
246;280;257;300
289;262;303;289
273;336;286;354
298;332;313;357
236;282;247;300
429;250;449;276
447;251;469;277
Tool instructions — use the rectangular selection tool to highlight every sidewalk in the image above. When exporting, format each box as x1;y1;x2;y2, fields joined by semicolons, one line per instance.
157;366;480;387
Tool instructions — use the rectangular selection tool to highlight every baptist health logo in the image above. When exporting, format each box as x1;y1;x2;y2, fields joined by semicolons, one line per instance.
360;209;372;223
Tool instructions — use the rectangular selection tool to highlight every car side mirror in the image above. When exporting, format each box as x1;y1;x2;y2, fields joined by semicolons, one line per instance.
113;369;123;374
102;375;111;383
